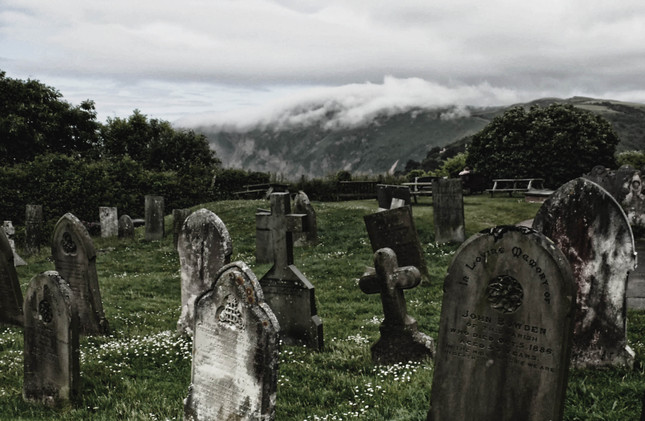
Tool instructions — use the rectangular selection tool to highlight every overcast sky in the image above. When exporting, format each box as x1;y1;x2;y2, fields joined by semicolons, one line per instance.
2;0;645;128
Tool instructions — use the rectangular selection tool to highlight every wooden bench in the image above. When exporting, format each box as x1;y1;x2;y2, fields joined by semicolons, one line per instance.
403;176;438;203
234;183;289;199
487;178;545;197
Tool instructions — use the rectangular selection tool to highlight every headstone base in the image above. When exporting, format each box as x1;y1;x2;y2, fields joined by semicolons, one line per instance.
571;345;635;369
372;323;434;364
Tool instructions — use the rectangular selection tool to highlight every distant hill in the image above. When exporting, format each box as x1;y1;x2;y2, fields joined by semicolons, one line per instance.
193;97;645;179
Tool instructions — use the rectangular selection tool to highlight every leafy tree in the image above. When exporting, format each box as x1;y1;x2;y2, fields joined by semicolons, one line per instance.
435;152;467;178
617;150;645;170
466;104;619;187
0;71;101;165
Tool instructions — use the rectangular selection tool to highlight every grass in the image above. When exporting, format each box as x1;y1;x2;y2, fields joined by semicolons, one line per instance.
1;194;644;420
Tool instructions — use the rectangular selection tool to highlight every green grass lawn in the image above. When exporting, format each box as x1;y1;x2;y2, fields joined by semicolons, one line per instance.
2;195;644;420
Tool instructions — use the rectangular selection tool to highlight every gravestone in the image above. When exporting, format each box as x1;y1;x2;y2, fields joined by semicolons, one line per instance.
0;228;23;326
258;192;323;349
364;206;429;281
184;261;279;421
144;195;165;241
3;220;27;266
99;207;118;238
256;208;273;264
376;184;412;210
432;178;466;243
533;177;636;368
628;239;645;310
173;208;192;250
428;226;576;421
118;214;135;239
583;164;636;203
623;171;645;230
293;191;317;246
177;208;233;336
25;204;44;255
23;271;79;406
359;248;434;363
52;213;109;335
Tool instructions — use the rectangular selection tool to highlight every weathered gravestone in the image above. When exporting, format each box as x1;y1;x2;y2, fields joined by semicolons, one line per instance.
258;192;323;349
623;171;645;230
26;204;44;255
359;247;434;364
533;177;636;368
118;214;135;239
184;261;279;421
0;228;23;326
364;206;429;281
428;226;576;421
583;164;636;204
376;184;412;210
432;178;466;243
627;238;645;310
144;195;165;241
99;207;118;238
3;220;27;266
23;271;79;406
256;208;273;264
173;208;192;250
293;191;317;246
52;213;109;335
177;208;233;336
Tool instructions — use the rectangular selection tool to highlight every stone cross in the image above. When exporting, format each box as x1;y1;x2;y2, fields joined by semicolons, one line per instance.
359;247;434;363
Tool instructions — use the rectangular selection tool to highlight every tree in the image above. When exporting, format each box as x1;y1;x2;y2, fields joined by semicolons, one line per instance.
466;104;620;187
617;150;645;170
0;71;101;165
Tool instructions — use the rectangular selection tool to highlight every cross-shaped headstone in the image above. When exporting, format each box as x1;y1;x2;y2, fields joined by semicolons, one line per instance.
359;247;434;363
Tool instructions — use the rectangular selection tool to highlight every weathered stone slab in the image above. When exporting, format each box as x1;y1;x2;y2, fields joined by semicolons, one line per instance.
583;164;636;204
99;207;118;238
144;195;165;241
428;226;576;421
258;192;323;350
359;248;434;364
627;239;645;310
364;206;429;281
432;178;466;243
184;261;279;421
623;171;645;232
177;209;232;336
23;271;79;406
25;204;43;255
0;228;23;326
255;208;273;264
3;220;26;266
533;177;636;368
118;214;135;239
52;213;109;335
293;191;317;246
376;184;412;210
173;208;192;250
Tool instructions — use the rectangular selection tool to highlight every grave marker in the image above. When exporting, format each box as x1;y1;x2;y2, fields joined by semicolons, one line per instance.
52;213;109;335
432;178;466;243
184;262;279;421
23;271;79;406
173;208;191;250
255;208;272;264
177;209;232;336
144;195;165;241
3;220;26;265
25;204;43;255
118;214;135;239
359;248;434;363
258;192;323;349
533;177;636;368
428;226;575;421
293;191;317;246
0;228;23;326
99;207;118;238
376;184;412;210
364;206;429;281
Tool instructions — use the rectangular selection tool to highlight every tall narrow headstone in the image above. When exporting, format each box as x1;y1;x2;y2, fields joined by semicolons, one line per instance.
52;213;109;335
293;191;317;246
0;228;23;326
177;208;233;336
25;204;43;255
432;178;466;243
23;271;79;406
256;208;273;264
3;220;27;266
533;178;636;368
428;226;576;421
359;248;434;364
184;262;279;421
118;214;135;239
173;208;192;250
99;207;118;238
364;206;429;281
258;192;323;349
144;195;165;241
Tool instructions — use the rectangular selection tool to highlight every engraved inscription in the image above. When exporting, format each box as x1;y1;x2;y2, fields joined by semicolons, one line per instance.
217;295;245;330
487;275;523;313
61;232;77;254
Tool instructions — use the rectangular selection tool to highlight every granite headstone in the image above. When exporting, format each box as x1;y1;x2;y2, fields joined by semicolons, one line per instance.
0;228;23;326
293;191;317;246
376;184;412;210
25;204;43;255
432;178;466;243
144;195;165;241
118;214;135;239
99;207;118;238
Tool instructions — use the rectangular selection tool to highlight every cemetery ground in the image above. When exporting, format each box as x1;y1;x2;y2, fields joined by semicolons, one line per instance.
1;195;644;420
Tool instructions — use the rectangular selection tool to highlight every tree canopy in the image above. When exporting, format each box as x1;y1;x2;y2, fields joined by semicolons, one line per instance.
465;104;620;187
